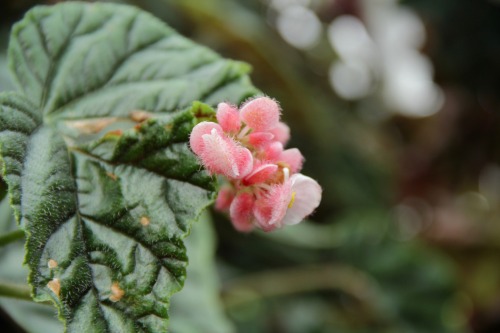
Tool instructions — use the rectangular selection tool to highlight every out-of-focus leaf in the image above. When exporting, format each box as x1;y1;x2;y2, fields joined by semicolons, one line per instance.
0;54;13;93
334;210;461;333
0;29;13;94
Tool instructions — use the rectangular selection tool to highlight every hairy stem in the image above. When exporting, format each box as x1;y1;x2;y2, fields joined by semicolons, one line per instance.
0;229;24;247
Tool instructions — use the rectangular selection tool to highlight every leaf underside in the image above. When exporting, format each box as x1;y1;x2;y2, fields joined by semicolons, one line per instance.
0;2;258;332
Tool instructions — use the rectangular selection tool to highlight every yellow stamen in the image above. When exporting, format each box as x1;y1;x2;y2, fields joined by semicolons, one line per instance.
288;191;296;208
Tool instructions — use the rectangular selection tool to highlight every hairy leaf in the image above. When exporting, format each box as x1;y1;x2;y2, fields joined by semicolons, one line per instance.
0;2;258;332
0;196;63;333
169;211;235;333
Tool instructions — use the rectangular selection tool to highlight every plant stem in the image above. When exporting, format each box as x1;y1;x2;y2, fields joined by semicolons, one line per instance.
0;229;24;247
0;280;32;301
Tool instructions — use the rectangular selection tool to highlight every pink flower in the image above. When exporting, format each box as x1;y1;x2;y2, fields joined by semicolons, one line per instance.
263;141;283;161
254;181;293;231
280;173;322;225
189;121;222;156
248;132;274;147
243;163;278;186
240;97;281;132
269;122;290;145
190;122;253;179
216;102;241;133
215;185;235;211
254;171;321;230
189;96;321;232
229;192;255;232
279;148;304;173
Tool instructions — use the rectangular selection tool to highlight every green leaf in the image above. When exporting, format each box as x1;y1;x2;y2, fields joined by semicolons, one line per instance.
169;211;235;333
0;2;258;332
0;199;233;333
334;211;458;333
0;196;63;333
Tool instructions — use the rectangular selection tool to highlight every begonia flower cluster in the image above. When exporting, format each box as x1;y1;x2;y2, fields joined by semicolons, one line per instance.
190;97;322;232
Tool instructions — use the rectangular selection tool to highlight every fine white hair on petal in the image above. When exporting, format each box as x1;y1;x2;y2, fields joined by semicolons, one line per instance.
229;192;255;232
236;146;254;178
200;129;253;179
254;181;292;230
239;96;281;132
189;121;223;155
216;102;241;133
282;174;322;225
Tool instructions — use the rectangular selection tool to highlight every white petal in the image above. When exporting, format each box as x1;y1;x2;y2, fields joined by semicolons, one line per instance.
281;174;322;225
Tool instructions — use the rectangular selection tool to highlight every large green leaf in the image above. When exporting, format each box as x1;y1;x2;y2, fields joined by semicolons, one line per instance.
0;2;258;332
169;211;235;333
0;196;63;333
0;198;232;333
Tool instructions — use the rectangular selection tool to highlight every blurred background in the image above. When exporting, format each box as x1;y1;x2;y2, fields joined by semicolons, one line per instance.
1;0;500;332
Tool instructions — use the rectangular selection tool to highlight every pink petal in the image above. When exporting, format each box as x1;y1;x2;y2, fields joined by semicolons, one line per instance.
216;102;241;133
240;97;281;132
281;174;322;226
189;122;223;156
279;148;304;173
215;185;235;212
229;192;255;232
248;132;274;147
264;141;284;161
269;122;290;146
243;163;278;185
254;181;292;231
200;129;253;179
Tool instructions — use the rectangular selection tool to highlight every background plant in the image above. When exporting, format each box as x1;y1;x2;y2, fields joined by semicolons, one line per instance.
1;1;500;333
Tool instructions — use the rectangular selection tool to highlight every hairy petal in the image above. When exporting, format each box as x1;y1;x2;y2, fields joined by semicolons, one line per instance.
216;102;241;133
230;192;255;232
254;181;292;230
282;174;322;225
244;163;279;185
215;185;235;212
190;121;223;155
240;96;281;131
200;129;253;179
248;132;274;147
264;141;284;161
279;148;304;173
269;122;291;146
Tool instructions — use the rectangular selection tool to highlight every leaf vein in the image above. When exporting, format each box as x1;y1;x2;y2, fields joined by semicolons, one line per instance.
48;35;167;117
39;9;84;109
80;214;184;285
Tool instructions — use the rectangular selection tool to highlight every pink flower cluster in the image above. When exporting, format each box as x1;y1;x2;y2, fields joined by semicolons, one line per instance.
190;97;321;232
